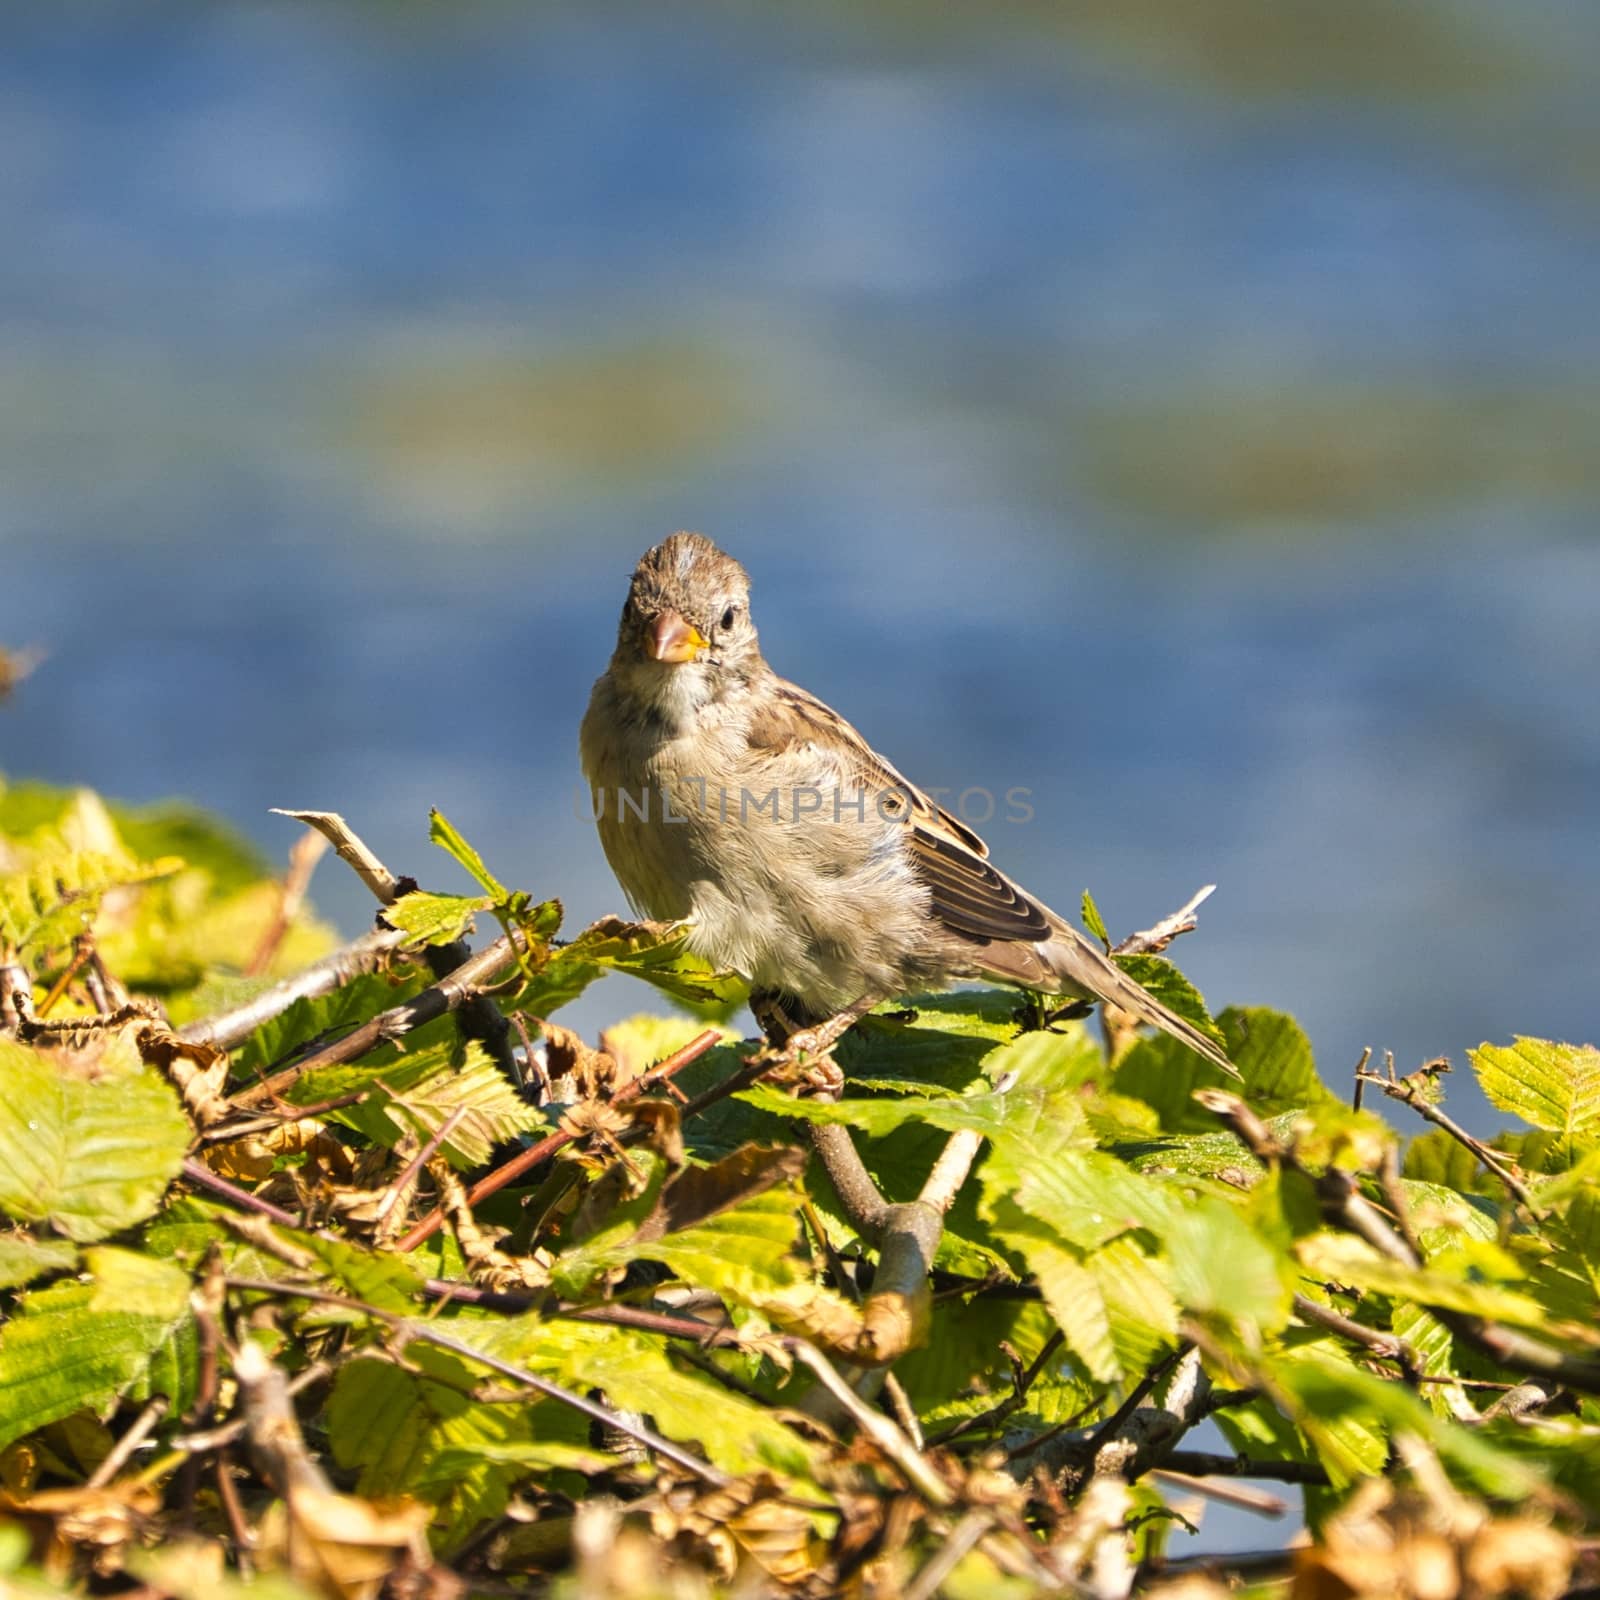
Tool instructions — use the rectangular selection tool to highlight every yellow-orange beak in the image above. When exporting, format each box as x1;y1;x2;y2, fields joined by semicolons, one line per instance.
647;609;708;664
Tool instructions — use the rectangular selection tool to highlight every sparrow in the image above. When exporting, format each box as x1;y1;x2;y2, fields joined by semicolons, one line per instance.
580;532;1233;1075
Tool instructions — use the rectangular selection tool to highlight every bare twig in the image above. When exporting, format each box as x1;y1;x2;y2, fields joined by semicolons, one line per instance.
927;1330;1067;1448
181;1157;302;1229
1156;1449;1329;1486
1111;884;1216;957
1292;1292;1415;1369
86;1397;170;1487
1357;1056;1545;1217
178;926;410;1052
1148;1468;1289;1517
1005;1345;1212;1490
904;1509;995;1600
373;1105;468;1237
1351;1045;1372;1112
246;826;329;977
35;935;96;1017
269;808;402;905
790;1341;951;1505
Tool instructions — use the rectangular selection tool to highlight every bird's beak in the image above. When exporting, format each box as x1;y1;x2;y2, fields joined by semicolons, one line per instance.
646;609;708;664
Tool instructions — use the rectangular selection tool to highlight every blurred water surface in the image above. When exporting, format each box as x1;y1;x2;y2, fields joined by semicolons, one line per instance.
4;1;1600;1178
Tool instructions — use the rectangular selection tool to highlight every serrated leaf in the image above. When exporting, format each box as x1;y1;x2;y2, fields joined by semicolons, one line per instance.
1088;1237;1179;1377
1114;1005;1328;1133
230;970;426;1083
0;1040;189;1242
1472;1038;1600;1153
0;1248;193;1450
385;889;493;948
329;1349;587;1549
1111;953;1225;1051
1269;1339;1544;1497
464;1316;821;1482
984;1194;1119;1382
0;846;185;952
0;1234;77;1290
428;809;507;901
1297;1233;1549;1326
1166;1196;1291;1334
738;1080;1092;1148
1080;889;1110;949
337;1042;543;1167
510;917;748;1019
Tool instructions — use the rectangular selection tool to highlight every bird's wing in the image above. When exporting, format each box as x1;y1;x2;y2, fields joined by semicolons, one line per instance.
748;677;1052;945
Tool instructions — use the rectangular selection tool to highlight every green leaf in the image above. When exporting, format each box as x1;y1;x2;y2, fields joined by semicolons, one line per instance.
230;970;426;1083
464;1316;822;1483
0;1235;77;1291
385;889;493;948
1088;1237;1180;1378
0;846;185;953
738;1079;1091;1147
329;1349;587;1549
0;1040;189;1242
428;808;507;901
0;1248;193;1450
509;917;748;1019
984;1194;1119;1382
1114;1006;1328;1133
1080;889;1110;949
1269;1338;1545;1497
1297;1233;1549;1326
1111;953;1225;1051
1472;1038;1600;1153
335;1042;543;1167
1165;1196;1291;1335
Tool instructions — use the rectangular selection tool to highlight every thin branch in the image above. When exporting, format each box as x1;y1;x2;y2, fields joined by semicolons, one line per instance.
229;928;529;1110
1292;1292;1414;1368
904;1509;994;1600
789;1341;951;1505
926;1330;1067;1448
181;1157;301;1229
246;825;329;977
1111;884;1216;957
269;808;402;904
1157;1449;1329;1486
1357;1060;1545;1217
178;926;410;1052
86;1397;170;1487
374;1105;468;1237
1148;1468;1288;1518
221;1275;731;1486
1199;1088;1600;1396
394;1026;724;1251
919;1068;1018;1214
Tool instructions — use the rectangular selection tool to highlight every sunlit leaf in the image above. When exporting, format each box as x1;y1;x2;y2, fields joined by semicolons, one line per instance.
1472;1038;1600;1154
0;1040;189;1242
428;808;507;901
0;1248;193;1450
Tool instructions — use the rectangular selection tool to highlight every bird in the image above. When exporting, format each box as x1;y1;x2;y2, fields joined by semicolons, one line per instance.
579;532;1234;1076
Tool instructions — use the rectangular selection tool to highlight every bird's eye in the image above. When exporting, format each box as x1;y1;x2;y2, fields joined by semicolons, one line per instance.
719;605;738;631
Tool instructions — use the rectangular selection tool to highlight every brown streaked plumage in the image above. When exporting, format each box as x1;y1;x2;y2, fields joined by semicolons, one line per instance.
579;531;1234;1075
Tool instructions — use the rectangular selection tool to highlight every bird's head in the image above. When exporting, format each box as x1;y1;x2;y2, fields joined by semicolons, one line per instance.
612;533;762;709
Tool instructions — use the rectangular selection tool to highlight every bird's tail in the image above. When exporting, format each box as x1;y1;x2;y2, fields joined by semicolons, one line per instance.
1038;926;1238;1079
